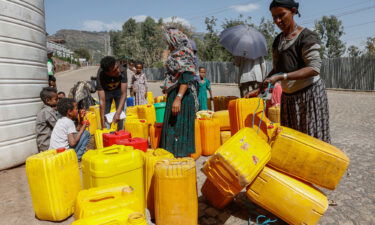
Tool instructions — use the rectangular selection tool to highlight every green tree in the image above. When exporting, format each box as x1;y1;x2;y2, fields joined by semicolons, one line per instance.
315;16;346;59
122;18;137;36
347;45;362;57
257;18;278;60
109;31;122;59
221;14;254;29
365;37;375;56
74;48;91;61
199;17;232;62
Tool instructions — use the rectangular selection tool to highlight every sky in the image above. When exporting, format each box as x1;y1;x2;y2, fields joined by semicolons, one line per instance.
45;0;375;50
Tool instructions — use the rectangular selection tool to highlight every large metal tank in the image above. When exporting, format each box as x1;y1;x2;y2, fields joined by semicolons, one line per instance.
0;0;47;170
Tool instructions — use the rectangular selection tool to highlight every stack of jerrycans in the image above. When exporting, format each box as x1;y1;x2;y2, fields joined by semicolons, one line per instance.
73;183;146;224
81;145;145;211
144;149;174;219
154;158;198;225
244;127;350;225
202;128;271;209
94;128;115;149
26;149;81;221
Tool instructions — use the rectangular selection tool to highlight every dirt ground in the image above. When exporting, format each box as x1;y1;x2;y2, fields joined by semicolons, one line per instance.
1;66;374;225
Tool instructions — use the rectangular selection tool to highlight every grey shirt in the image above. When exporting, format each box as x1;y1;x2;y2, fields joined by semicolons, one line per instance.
273;28;322;93
36;105;58;151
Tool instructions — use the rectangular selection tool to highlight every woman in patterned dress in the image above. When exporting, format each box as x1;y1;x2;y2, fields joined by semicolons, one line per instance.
159;27;199;157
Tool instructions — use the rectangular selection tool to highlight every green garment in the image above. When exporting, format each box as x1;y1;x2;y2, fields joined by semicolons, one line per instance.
198;78;211;110
160;72;196;157
47;59;54;76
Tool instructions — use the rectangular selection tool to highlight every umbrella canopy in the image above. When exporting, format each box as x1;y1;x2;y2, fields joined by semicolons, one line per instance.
219;24;268;60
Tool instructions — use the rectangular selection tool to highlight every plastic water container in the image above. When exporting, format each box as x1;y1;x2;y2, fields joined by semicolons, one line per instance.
118;137;148;152
26;149;81;221
103;130;131;147
154;102;166;123
127;97;135;107
154;158;198;225
81;145;145;210
75;183;142;219
144;149;174;219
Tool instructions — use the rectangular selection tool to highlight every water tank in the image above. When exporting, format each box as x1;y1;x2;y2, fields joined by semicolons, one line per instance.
0;0;47;170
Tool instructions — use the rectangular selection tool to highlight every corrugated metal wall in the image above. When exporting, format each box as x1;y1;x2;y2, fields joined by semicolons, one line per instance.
0;0;47;170
146;57;375;91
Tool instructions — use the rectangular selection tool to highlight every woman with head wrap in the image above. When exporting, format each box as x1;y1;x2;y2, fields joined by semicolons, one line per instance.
257;0;330;143
159;27;199;157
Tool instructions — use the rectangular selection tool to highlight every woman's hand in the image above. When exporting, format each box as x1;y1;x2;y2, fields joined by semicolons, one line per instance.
172;98;182;116
244;89;260;98
264;74;283;85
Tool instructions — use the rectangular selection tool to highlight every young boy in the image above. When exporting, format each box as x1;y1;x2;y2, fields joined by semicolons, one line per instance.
49;75;56;88
57;91;66;100
49;98;90;160
36;87;58;152
97;56;128;130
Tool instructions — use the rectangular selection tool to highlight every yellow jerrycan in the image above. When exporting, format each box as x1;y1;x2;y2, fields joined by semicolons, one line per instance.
137;104;156;125
268;105;280;123
212;110;231;131
25;149;81;221
146;91;154;105
71;210;147;225
189;119;202;160
84;111;98;135
126;106;139;116
228;98;265;135
89;104;102;130
246;167;328;225
154;95;166;103
81;145;145;210
125;119;149;139
196;110;214;119
203;128;271;197
144;149;174;219
201;178;234;209
154;158;198;225
269;126;350;190
75;183;142;219
199;118;221;156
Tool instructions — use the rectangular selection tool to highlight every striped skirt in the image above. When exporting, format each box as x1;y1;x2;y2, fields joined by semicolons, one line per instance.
281;79;331;143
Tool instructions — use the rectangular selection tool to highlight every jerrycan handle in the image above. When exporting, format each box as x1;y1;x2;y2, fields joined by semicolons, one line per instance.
89;194;116;203
98;145;123;155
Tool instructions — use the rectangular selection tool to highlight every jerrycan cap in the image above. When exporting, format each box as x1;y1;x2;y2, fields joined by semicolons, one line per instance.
140;120;146;123
268;125;274;129
147;105;151;107
122;186;134;194
56;148;66;153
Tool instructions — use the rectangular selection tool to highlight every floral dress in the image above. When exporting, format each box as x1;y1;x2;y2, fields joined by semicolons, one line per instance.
131;73;148;105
